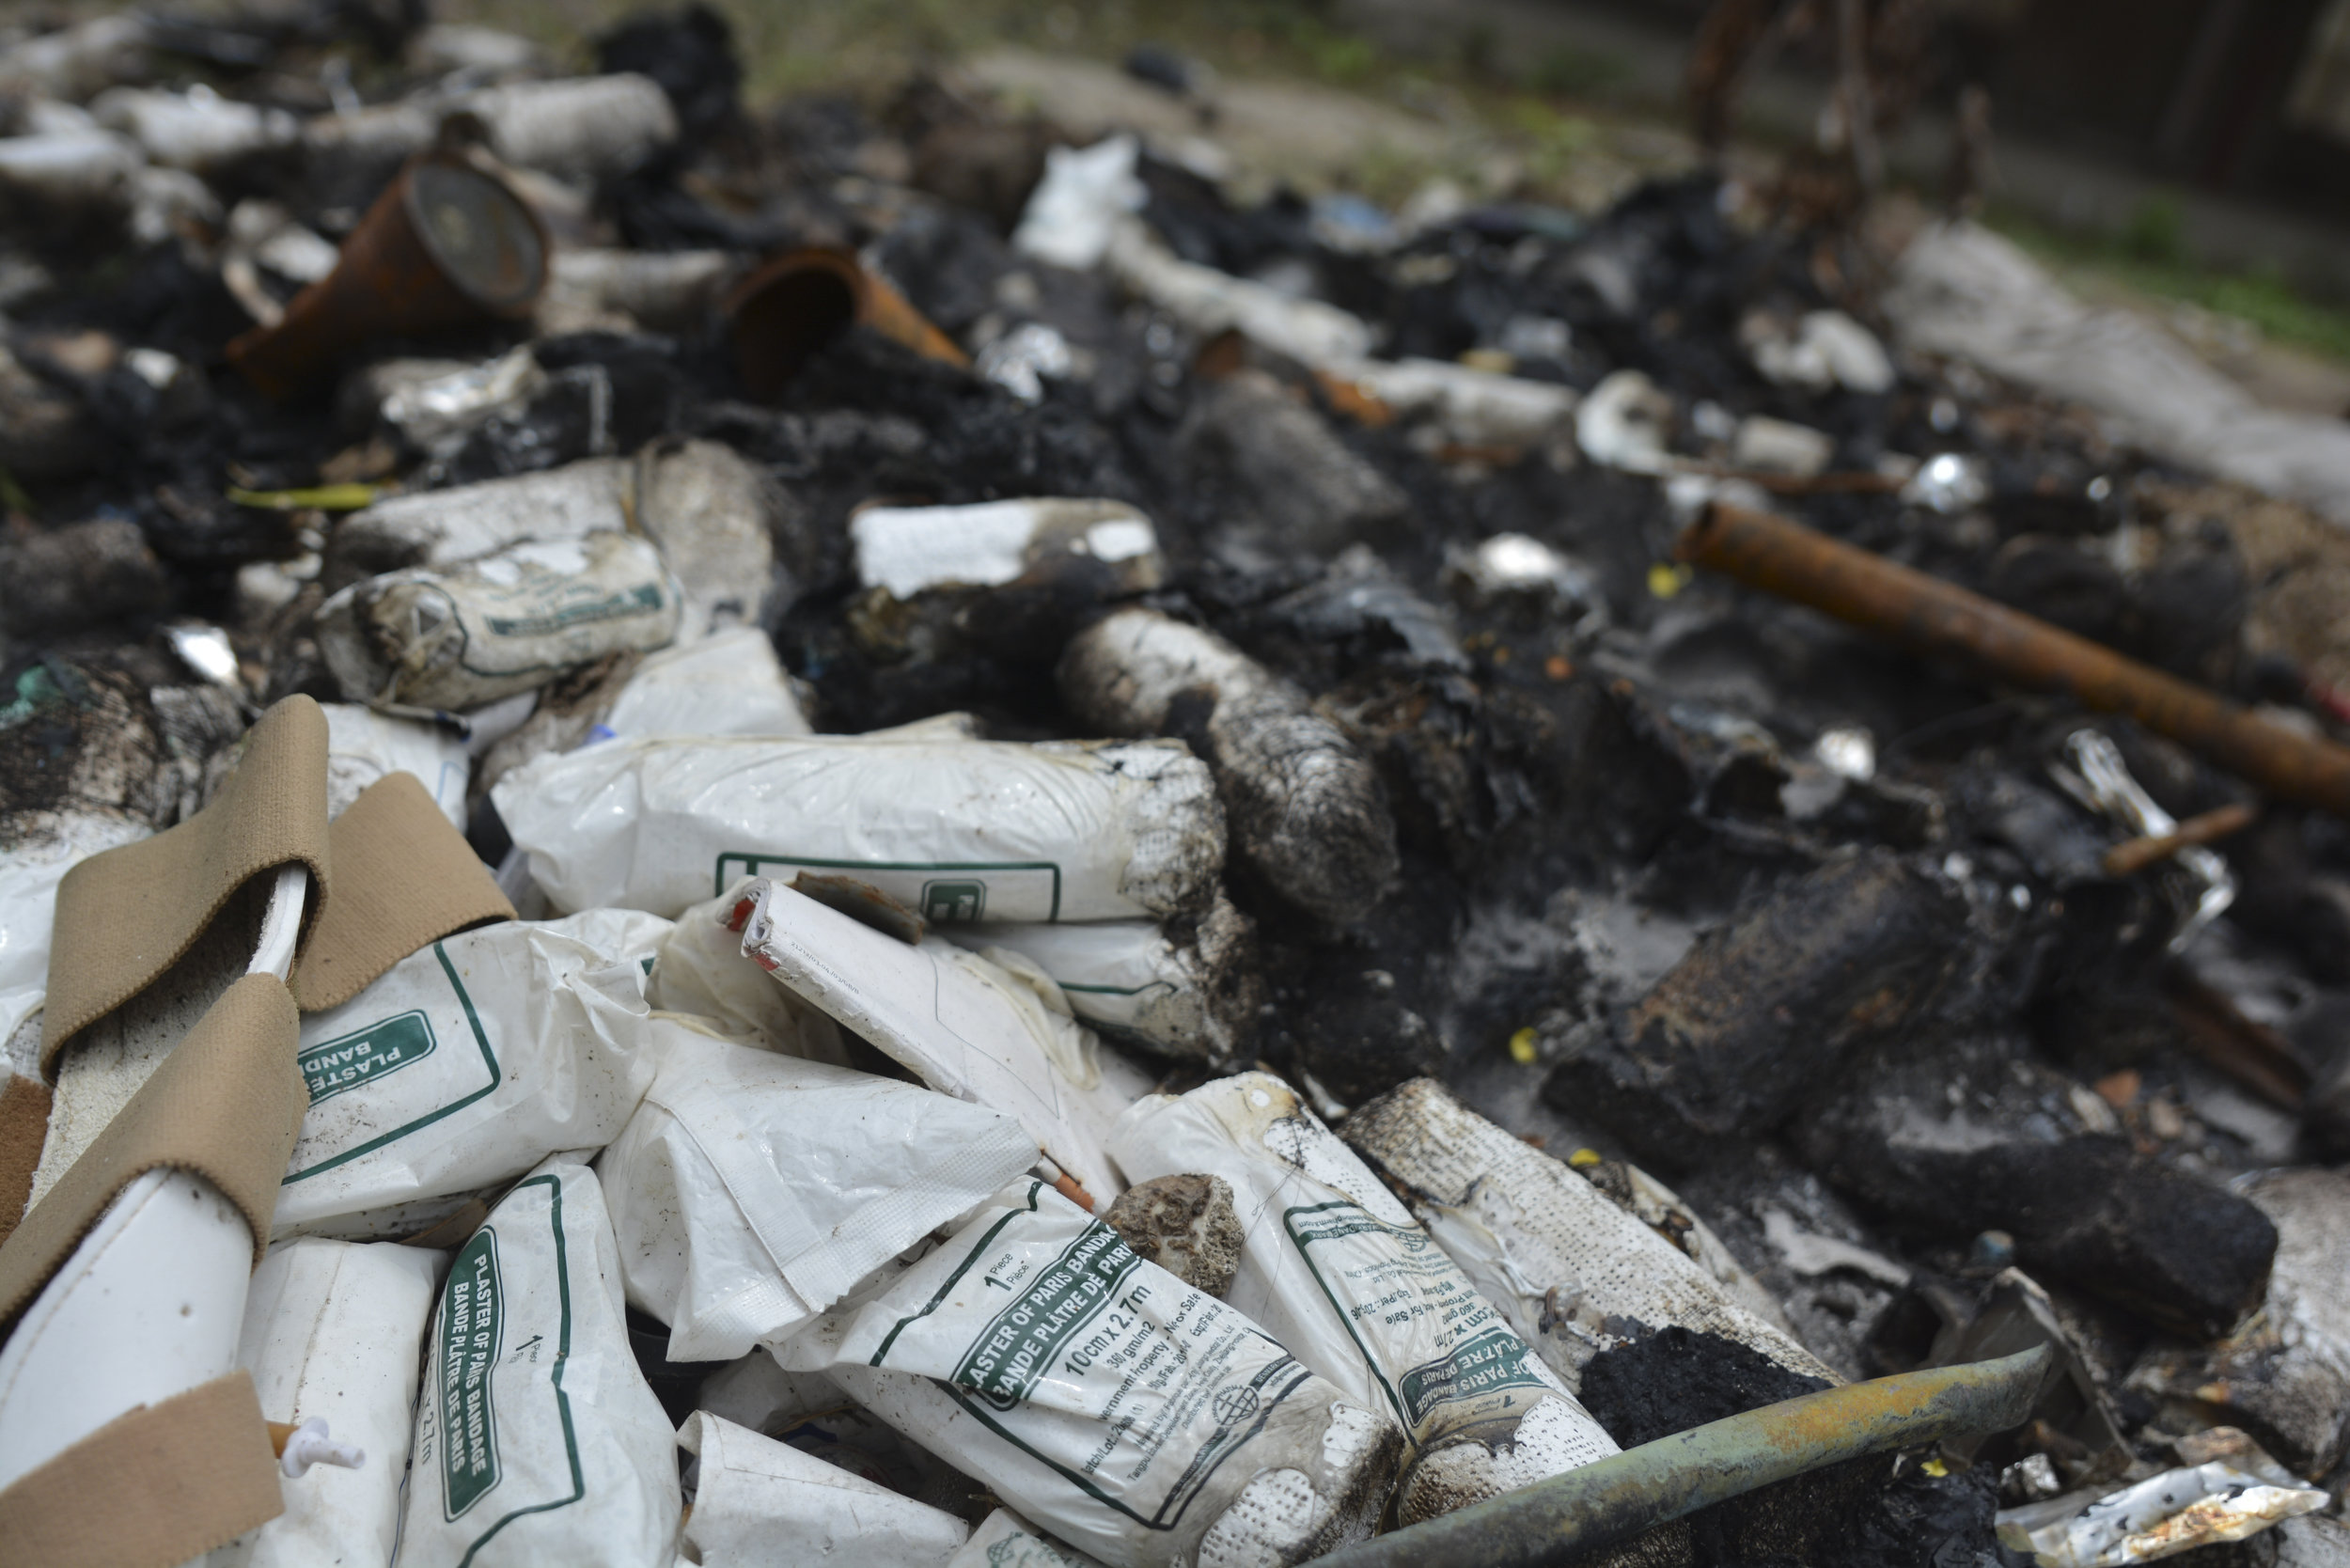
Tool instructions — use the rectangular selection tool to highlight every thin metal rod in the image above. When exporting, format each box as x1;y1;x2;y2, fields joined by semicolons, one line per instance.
1316;1343;2055;1568
1680;504;2350;819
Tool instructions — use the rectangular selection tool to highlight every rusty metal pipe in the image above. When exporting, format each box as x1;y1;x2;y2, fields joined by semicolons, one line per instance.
227;149;548;399
1680;504;2350;819
1316;1344;2055;1568
725;247;967;401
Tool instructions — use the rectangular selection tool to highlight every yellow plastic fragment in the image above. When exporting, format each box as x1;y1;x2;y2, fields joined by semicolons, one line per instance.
1648;562;1692;599
227;483;385;511
1509;1026;1539;1065
1568;1147;1603;1169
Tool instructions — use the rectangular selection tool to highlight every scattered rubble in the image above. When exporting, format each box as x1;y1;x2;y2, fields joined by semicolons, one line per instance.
1;6;2346;1566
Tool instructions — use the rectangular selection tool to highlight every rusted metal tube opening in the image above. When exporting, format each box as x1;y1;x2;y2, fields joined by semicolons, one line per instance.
1315;1344;2055;1568
1678;502;2350;820
226;149;547;399
726;246;969;401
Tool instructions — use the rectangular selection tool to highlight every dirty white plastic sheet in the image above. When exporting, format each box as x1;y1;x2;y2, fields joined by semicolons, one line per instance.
676;1411;970;1568
321;701;469;826
743;881;1153;1207
947;1510;1109;1568
494;733;1223;923
778;1179;1399;1568
600;629;809;741
0;810;149;1044
272;908;671;1238
597;1019;1039;1361
939;902;1251;1061
1109;1073;1620;1524
203;1238;442;1568
1998;1458;2328;1566
850;498;1162;603
398;1156;679;1568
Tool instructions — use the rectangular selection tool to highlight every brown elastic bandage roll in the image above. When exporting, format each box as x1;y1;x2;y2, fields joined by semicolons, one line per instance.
294;771;515;1012
0;974;303;1328
39;696;331;1078
0;1371;284;1568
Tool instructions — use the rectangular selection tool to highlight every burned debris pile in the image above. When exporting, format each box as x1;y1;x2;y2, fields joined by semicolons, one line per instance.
1;6;2347;1566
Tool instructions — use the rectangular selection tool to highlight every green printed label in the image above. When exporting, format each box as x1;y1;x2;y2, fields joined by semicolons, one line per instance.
438;1229;506;1520
713;853;1065;922
951;1224;1142;1411
1395;1328;1545;1429
300;1011;436;1105
484;583;665;636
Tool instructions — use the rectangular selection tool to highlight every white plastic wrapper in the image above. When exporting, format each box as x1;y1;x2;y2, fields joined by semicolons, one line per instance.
273;909;672;1239
1110;1073;1619;1525
601;629;809;741
1011;134;1145;272
677;1411;970;1568
1340;1080;1837;1386
940;898;1256;1062
321;701;469;826
332;459;634;580
643;881;844;1063
494;733;1223;923
0;810;149;1043
318;531;683;713
948;1510;1108;1568
597;1020;1039;1360
851;499;1161;603
778;1179;1400;1568
400;1157;679;1568
744;882;1152;1208
204;1239;442;1568
1104;221;1373;369
1335;358;1578;448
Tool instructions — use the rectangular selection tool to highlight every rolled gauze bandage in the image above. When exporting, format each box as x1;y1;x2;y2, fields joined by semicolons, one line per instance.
1058;608;1397;924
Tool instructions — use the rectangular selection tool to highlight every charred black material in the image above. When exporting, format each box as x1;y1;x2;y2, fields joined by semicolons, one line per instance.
1543;851;1967;1159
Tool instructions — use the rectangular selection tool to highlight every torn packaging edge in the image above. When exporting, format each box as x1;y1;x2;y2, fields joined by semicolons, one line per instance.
1680;502;2350;818
1107;1074;1621;1526
1058;608;1397;925
1312;1344;2057;1568
742;880;1151;1206
492;731;1225;923
1340;1079;1839;1388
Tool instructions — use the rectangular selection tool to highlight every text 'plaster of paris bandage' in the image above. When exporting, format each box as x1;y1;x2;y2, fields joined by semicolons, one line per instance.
776;1179;1402;1568
400;1156;679;1567
743;880;1153;1208
676;1410;971;1568
493;732;1225;923
1340;1079;1838;1388
272;908;672;1239
597;1019;1039;1361
317;531;682;713
203;1238;441;1567
1110;1073;1622;1525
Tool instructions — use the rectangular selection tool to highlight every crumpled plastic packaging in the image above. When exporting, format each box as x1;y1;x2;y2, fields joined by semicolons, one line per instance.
743;879;1153;1207
596;1019;1039;1361
1997;1456;2328;1565
947;1509;1109;1568
273;908;672;1239
398;1156;679;1567
1110;1073;1622;1525
203;1238;442;1568
321;701;470;826
676;1410;971;1568
776;1178;1402;1568
494;733;1224;923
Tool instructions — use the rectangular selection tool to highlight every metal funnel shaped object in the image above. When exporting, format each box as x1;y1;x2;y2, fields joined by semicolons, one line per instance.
725;247;967;401
227;149;549;399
